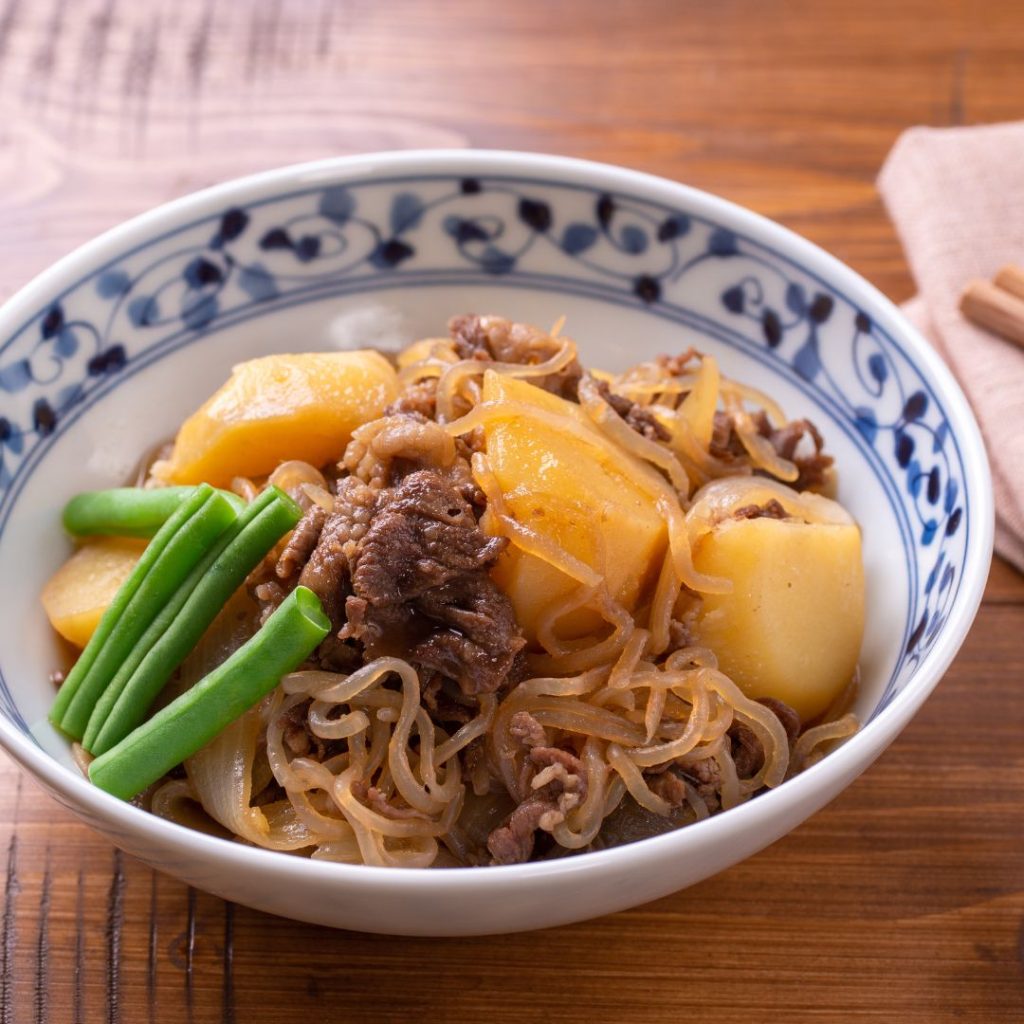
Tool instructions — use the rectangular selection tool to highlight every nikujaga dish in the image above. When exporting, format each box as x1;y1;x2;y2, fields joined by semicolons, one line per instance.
0;150;990;932
43;312;865;868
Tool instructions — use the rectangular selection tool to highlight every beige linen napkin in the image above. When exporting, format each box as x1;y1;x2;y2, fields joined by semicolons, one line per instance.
878;122;1024;572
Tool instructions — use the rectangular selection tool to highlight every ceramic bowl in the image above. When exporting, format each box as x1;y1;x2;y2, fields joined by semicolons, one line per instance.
0;151;993;935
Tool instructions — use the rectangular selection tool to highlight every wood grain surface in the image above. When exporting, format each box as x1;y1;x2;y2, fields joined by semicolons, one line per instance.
1;1;1023;1021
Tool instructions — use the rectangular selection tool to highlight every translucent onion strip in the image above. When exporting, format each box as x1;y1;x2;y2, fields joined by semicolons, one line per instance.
268;460;328;507
790;713;859;774
577;375;690;497
607;744;672;816
627;684;710;767
551;738;612;849
436;338;577;421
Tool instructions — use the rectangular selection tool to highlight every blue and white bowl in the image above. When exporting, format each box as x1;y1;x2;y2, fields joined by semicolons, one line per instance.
0;152;994;935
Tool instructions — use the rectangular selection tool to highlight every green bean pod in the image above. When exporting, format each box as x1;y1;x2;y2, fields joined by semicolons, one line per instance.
50;484;217;728
85;485;302;754
54;487;239;739
62;486;245;539
89;586;330;801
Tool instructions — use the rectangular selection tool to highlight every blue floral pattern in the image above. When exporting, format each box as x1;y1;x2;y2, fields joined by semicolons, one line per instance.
0;173;970;729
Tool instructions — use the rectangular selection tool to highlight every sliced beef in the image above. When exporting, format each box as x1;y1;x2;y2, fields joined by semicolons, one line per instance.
411;581;524;690
729;697;802;778
733;498;789;521
342;469;526;695
646;768;689;808
421;674;476;725
276;504;327;583
656;349;701;377
761;697;801;744
350;471;502;601
298;512;356;626
594;378;670;442
487;744;587;865
448;313;582;399
299;477;375;614
486;796;554;866
681;755;722;814
667;616;696;653
508;710;547;750
278;699;330;760
730;725;762;779
259;477;377;667
252;578;287;621
709;410;749;462
756;414;834;492
709;408;834;491
351;781;429;821
448;444;486;511
384;377;439;420
313;634;364;674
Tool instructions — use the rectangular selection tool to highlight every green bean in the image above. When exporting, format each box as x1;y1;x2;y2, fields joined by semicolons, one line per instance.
80;484;293;751
63;486;245;539
89;586;330;801
85;485;302;754
50;484;216;728
54;486;239;739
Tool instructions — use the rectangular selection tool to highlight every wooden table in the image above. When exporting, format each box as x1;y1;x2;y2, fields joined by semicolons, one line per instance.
1;2;1022;1020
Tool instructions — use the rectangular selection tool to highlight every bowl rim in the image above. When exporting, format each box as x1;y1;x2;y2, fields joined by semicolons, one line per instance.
0;149;995;893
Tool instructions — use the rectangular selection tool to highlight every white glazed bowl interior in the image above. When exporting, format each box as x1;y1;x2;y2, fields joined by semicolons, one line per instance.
0;152;993;935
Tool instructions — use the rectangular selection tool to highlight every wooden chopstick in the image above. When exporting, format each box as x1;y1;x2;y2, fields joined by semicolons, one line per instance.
993;264;1024;302
959;265;1024;350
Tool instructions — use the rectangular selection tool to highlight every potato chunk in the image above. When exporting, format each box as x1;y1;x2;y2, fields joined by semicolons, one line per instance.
41;537;147;648
692;512;864;721
479;372;666;643
163;351;398;487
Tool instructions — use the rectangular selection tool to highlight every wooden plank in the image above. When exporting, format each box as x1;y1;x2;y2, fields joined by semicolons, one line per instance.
1;1;1022;1020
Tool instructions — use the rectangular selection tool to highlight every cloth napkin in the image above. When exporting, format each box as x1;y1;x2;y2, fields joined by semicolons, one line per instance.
878;121;1024;573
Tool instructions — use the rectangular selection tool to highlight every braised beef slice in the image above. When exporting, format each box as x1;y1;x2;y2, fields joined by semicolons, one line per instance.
486;796;552;866
276;504;327;583
594;378;670;442
667;617;696;652
757;414;834;491
729;697;802;778
384;377;439;420
297;511;355;628
268;479;375;669
421;674;476;725
646;769;689;808
761;697;802;744
681;755;721;814
709;410;747;462
448;313;582;399
314;634;364;674
709;409;834;491
656;349;701;377
733;498;789;521
487;744;587;865
342;469;525;695
278;699;331;760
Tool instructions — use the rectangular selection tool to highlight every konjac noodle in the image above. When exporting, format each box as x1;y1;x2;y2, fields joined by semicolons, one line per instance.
43;313;864;867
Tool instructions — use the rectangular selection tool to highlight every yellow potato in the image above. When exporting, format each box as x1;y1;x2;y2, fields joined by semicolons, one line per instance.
480;372;666;643
41;538;147;649
692;514;864;721
163;351;398;487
